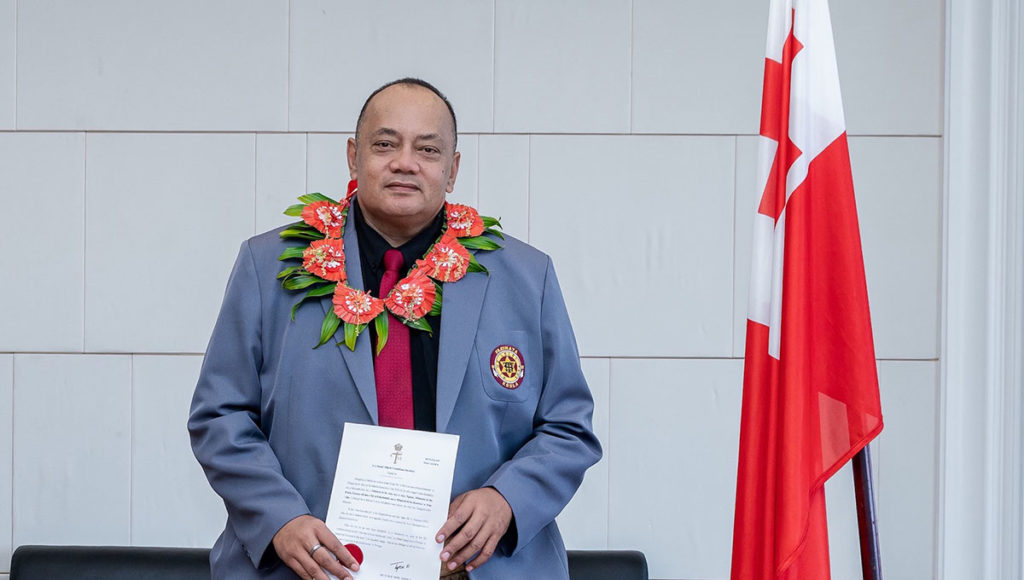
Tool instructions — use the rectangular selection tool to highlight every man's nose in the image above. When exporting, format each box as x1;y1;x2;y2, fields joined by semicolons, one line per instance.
390;146;419;173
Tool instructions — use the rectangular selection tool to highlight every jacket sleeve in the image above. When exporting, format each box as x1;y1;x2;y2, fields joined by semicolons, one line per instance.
188;240;310;568
483;257;603;554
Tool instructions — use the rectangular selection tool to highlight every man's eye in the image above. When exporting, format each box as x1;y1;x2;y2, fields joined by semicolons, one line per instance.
421;147;440;155
374;141;394;149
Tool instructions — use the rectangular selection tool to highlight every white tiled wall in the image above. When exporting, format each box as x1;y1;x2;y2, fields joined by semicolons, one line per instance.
494;0;632;133
0;356;12;571
13;355;132;546
289;0;494;133
608;359;744;579
83;133;256;353
632;0;768;135
0;0;13;130
0;133;85;352
0;2;943;578
17;0;288;131
530;135;735;358
131;355;225;547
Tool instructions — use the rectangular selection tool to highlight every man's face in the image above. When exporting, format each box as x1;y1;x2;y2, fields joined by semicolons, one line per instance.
347;84;460;239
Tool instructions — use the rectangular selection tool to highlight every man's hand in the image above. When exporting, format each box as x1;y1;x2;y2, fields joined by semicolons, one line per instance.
435;487;513;573
272;515;360;580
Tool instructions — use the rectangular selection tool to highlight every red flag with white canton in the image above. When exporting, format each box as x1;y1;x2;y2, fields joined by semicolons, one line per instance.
731;0;883;578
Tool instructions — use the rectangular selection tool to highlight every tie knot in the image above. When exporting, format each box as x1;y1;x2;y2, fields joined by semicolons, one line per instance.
383;249;405;274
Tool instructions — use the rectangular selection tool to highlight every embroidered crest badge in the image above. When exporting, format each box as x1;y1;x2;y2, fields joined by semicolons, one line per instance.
490;345;525;389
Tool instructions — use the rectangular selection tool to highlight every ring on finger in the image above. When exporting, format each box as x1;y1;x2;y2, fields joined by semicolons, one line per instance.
309;543;323;557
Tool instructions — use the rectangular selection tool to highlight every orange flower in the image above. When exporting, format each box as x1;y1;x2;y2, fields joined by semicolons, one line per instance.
446;203;484;238
384;271;436;321
333;285;385;325
423;237;471;282
346;179;358;200
302;239;347;282
302;201;346;237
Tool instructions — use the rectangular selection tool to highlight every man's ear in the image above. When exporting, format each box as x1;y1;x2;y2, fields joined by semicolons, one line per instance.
446;151;461;193
347;137;358;179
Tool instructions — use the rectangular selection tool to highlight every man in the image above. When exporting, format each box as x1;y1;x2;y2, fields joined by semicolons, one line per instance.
189;78;601;580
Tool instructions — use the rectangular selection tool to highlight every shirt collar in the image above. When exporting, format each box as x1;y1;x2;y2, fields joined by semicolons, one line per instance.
351;197;445;276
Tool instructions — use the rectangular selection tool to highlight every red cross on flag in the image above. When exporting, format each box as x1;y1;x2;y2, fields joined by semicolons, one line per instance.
731;1;884;578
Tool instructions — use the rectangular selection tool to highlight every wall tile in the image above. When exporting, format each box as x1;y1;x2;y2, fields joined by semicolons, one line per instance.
0;356;11;572
448;134;478;208
0;0;13;129
13;354;131;546
632;0;767;135
531;135;735;357
17;0;287;130
733;137;941;359
256;133;307;234
733;136;757;357
290;1;493;132
494;0;631;133
557;358;610;550
477;135;530;242
84;134;255;353
131;355;225;546
825;461;868;580
608;359;743;580
307;133;351;201
850;137;941;359
875;360;938;579
0;132;85;352
832;0;943;135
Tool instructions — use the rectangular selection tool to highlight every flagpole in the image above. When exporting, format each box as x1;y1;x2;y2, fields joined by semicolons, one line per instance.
852;446;882;580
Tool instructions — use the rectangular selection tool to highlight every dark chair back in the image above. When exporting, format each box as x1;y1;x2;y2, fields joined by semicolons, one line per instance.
567;549;649;580
11;545;650;580
11;545;211;580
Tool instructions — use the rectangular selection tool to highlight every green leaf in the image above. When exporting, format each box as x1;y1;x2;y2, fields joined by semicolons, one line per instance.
280;229;322;241
316;309;341;348
306;283;337;298
484;227;505;240
458;236;502;251
482;215;502;229
429;284;443;316
344;321;358;350
283;275;325;290
298;192;338;204
289;283;337;321
467;253;488;274
278;246;306;261
284;203;306;217
405;316;433;334
374;314;389;356
276;266;301;279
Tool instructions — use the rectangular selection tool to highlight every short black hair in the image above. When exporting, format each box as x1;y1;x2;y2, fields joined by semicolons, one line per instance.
355;77;458;150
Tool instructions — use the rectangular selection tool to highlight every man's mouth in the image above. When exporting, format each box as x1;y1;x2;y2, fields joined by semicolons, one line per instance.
386;181;420;193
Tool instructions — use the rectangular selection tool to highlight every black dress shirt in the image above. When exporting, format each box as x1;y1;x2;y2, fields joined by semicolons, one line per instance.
351;199;442;432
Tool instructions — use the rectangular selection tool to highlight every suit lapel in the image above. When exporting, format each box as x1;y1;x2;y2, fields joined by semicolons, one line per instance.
436;270;488;432
320;218;378;423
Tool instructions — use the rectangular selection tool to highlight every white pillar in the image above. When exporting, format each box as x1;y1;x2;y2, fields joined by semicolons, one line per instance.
940;0;1024;577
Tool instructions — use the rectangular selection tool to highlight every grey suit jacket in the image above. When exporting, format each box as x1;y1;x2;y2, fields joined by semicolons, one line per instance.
189;218;601;579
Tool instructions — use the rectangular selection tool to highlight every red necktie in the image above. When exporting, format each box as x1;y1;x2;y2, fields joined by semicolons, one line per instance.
374;249;414;429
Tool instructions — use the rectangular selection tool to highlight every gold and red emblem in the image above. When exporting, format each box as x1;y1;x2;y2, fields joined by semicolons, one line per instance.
490;345;525;389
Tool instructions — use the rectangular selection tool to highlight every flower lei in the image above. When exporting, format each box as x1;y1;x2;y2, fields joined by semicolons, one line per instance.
277;180;503;353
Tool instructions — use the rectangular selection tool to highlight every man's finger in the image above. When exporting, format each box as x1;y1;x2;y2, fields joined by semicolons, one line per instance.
441;515;482;561
315;531;359;573
464;535;501;572
447;523;492;569
311;546;351;579
436;503;469;543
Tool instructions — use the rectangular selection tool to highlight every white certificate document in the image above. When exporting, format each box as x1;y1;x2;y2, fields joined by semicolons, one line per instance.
325;423;460;580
